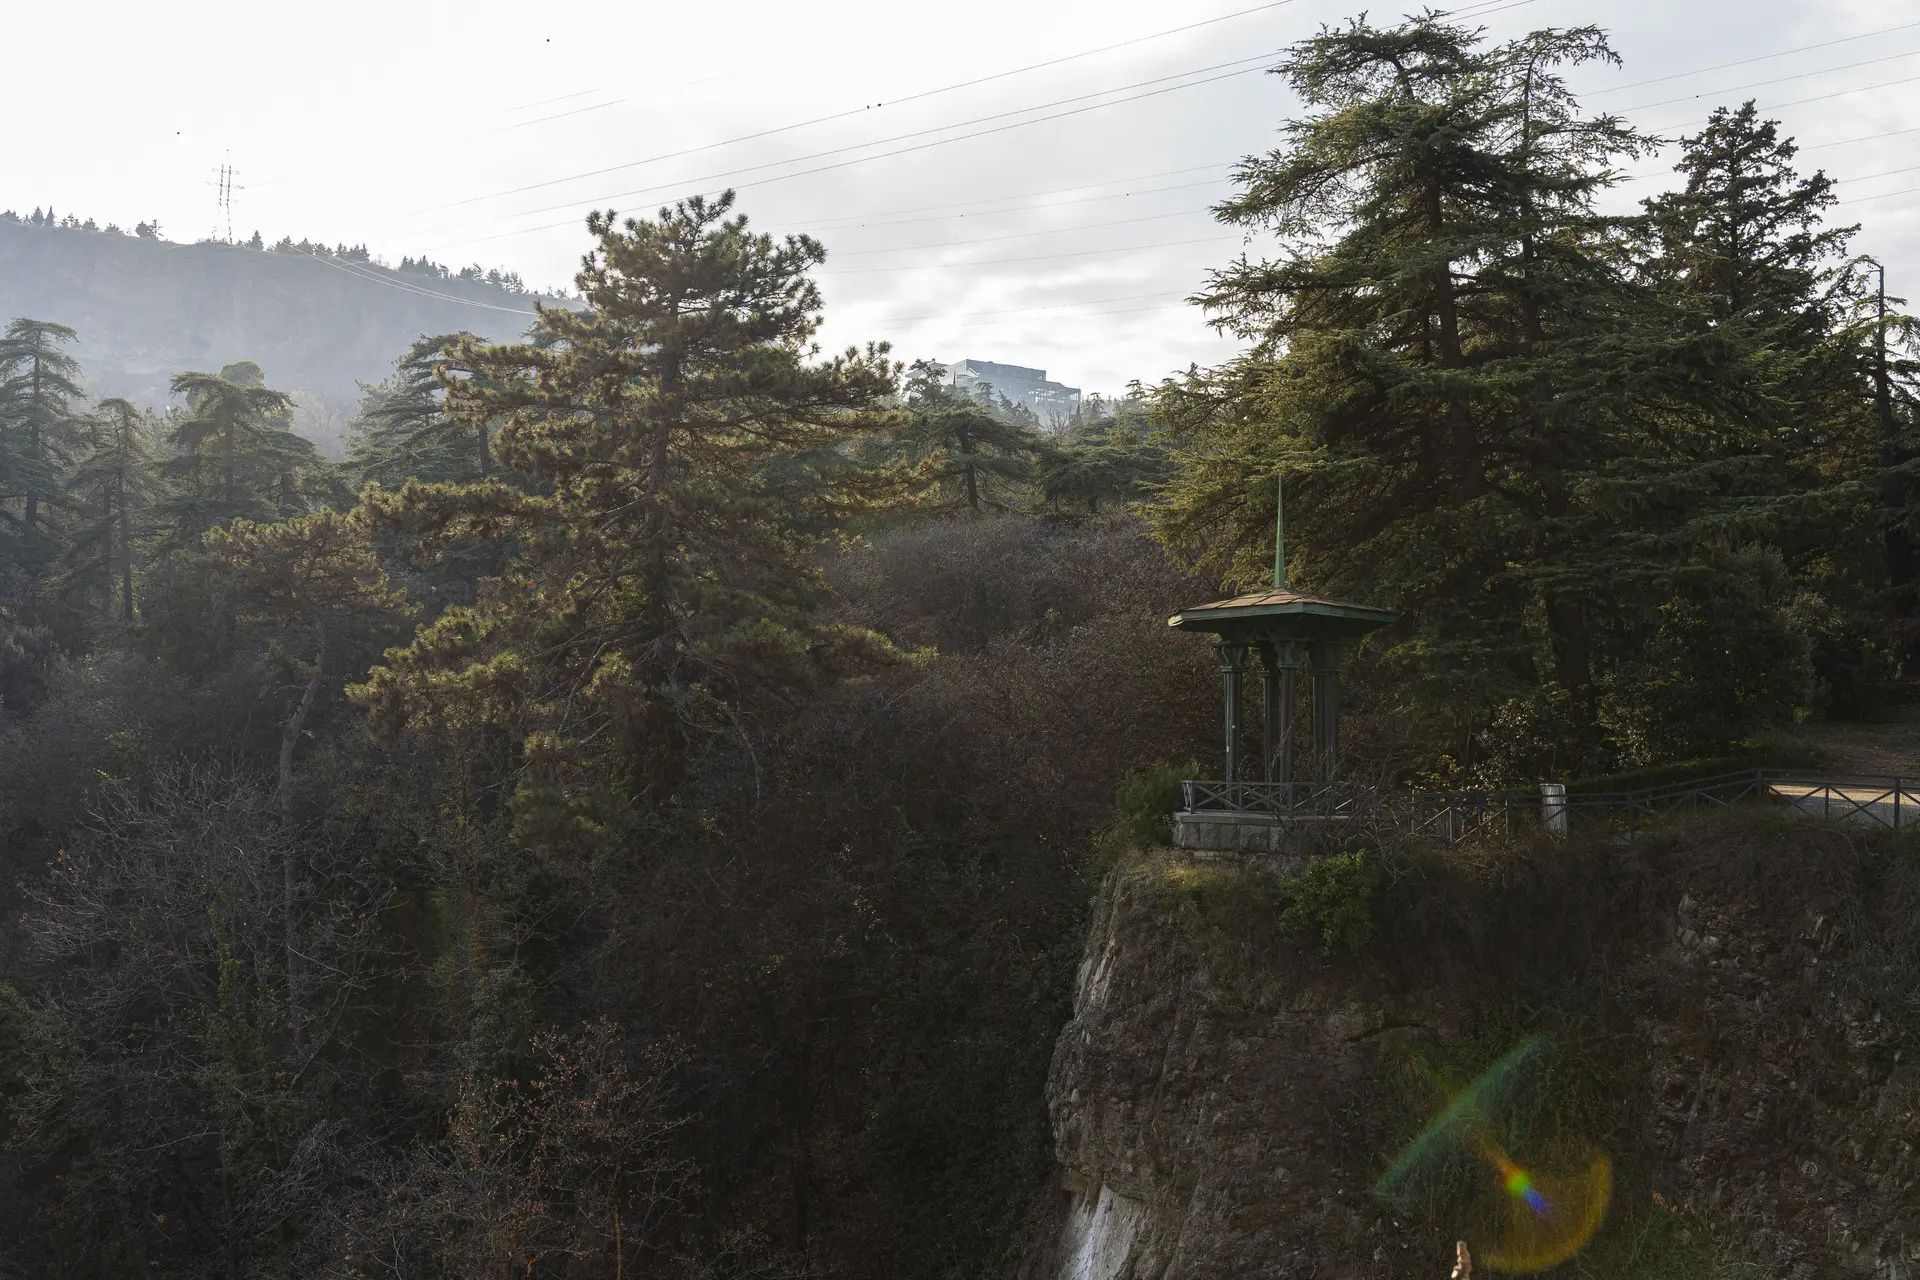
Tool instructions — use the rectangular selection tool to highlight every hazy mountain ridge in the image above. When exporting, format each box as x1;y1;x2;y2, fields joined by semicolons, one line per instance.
0;219;563;452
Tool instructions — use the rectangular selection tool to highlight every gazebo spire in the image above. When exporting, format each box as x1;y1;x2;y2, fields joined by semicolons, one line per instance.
1273;472;1287;591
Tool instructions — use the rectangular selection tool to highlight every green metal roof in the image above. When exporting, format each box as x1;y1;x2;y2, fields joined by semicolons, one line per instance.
1168;588;1398;644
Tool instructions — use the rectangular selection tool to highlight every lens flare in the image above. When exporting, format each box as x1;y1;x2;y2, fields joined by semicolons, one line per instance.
1470;1140;1612;1272
1375;1038;1613;1274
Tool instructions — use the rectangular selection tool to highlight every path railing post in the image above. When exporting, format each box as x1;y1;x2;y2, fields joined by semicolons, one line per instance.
1540;782;1568;838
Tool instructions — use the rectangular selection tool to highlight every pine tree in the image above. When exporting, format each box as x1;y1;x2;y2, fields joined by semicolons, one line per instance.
354;193;898;845
0;318;85;533
205;509;409;822
62;397;151;620
888;360;1048;512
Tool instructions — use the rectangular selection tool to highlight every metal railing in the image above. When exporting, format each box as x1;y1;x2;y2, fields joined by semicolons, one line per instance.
1179;769;1920;843
1179;779;1354;816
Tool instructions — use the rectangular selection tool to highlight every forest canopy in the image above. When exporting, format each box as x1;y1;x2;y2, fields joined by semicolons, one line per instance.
0;14;1916;1280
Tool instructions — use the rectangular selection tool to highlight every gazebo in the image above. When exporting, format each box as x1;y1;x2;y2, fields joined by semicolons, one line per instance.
1167;480;1396;850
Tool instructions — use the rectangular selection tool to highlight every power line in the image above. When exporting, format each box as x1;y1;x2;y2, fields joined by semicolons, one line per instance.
424;60;1276;252
412;50;1279;243
1614;47;1920;114
1836;184;1920;207
1618;157;1920;186
422;2;1886;256
410;0;1542;240
411;0;1307;217
299;250;539;315
826;206;1214;258
1586;19;1920;96
873;289;1191;324
911;300;1193;330
1611;124;1920;180
819;234;1240;276
486;99;625;135
798;167;1235;231
1649;72;1920;137
1804;126;1920;152
502;87;603;114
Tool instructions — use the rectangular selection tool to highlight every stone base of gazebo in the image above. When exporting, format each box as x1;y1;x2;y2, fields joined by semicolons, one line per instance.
1172;809;1351;854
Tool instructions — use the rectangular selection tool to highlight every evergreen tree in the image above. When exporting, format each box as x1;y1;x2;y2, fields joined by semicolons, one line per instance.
61;398;152;621
1635;101;1894;700
888;360;1048;512
0;318;85;533
1644;102;1853;342
155;362;319;548
205;509;409;822
346;332;489;488
355;193;898;845
1150;16;1776;774
1040;420;1166;515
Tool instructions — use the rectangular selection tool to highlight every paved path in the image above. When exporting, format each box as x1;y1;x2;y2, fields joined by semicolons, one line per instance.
1770;780;1918;829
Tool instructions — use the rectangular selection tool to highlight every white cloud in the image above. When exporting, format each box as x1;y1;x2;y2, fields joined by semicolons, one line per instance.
5;0;1916;396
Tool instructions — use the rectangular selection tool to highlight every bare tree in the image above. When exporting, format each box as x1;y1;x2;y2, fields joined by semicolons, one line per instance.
10;768;390;1277
330;1019;689;1280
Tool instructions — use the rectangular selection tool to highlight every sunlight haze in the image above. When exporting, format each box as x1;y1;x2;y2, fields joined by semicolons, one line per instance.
7;0;1918;397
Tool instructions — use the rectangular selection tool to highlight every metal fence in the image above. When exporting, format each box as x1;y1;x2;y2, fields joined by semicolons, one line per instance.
1181;769;1920;843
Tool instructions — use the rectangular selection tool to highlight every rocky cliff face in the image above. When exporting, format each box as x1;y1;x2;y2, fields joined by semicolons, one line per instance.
1009;817;1920;1279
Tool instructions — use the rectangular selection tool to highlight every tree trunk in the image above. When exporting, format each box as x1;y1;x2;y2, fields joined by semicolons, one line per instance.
1425;185;1464;368
276;621;325;823
1544;594;1593;698
25;357;41;528
477;419;492;477
786;1023;814;1256
223;421;235;517
959;420;980;511
635;326;686;801
118;474;135;621
275;619;325;1053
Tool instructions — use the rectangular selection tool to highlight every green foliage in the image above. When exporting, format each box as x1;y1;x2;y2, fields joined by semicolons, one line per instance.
153;365;321;549
1278;850;1377;956
0;317;85;535
881;359;1051;512
354;191;901;849
5;29;1920;1275
58;398;151;621
1041;415;1169;516
1149;15;1905;781
1105;758;1199;850
347;332;491;487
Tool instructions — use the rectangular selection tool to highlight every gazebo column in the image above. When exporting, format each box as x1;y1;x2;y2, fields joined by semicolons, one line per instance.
1260;640;1302;796
1309;641;1347;784
1215;643;1250;792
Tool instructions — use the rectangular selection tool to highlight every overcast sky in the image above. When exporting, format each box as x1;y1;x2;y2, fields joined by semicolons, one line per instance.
6;0;1918;399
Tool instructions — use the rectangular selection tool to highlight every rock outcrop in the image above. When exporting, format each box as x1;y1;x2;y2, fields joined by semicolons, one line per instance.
1011;816;1920;1279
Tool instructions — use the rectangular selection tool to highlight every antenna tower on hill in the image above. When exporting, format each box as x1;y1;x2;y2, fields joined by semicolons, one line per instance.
212;160;243;243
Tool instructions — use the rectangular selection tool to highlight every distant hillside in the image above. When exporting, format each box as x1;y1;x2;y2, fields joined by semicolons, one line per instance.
0;218;565;454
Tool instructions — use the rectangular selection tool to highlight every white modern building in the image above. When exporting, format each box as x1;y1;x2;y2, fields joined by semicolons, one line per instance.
945;359;1082;431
